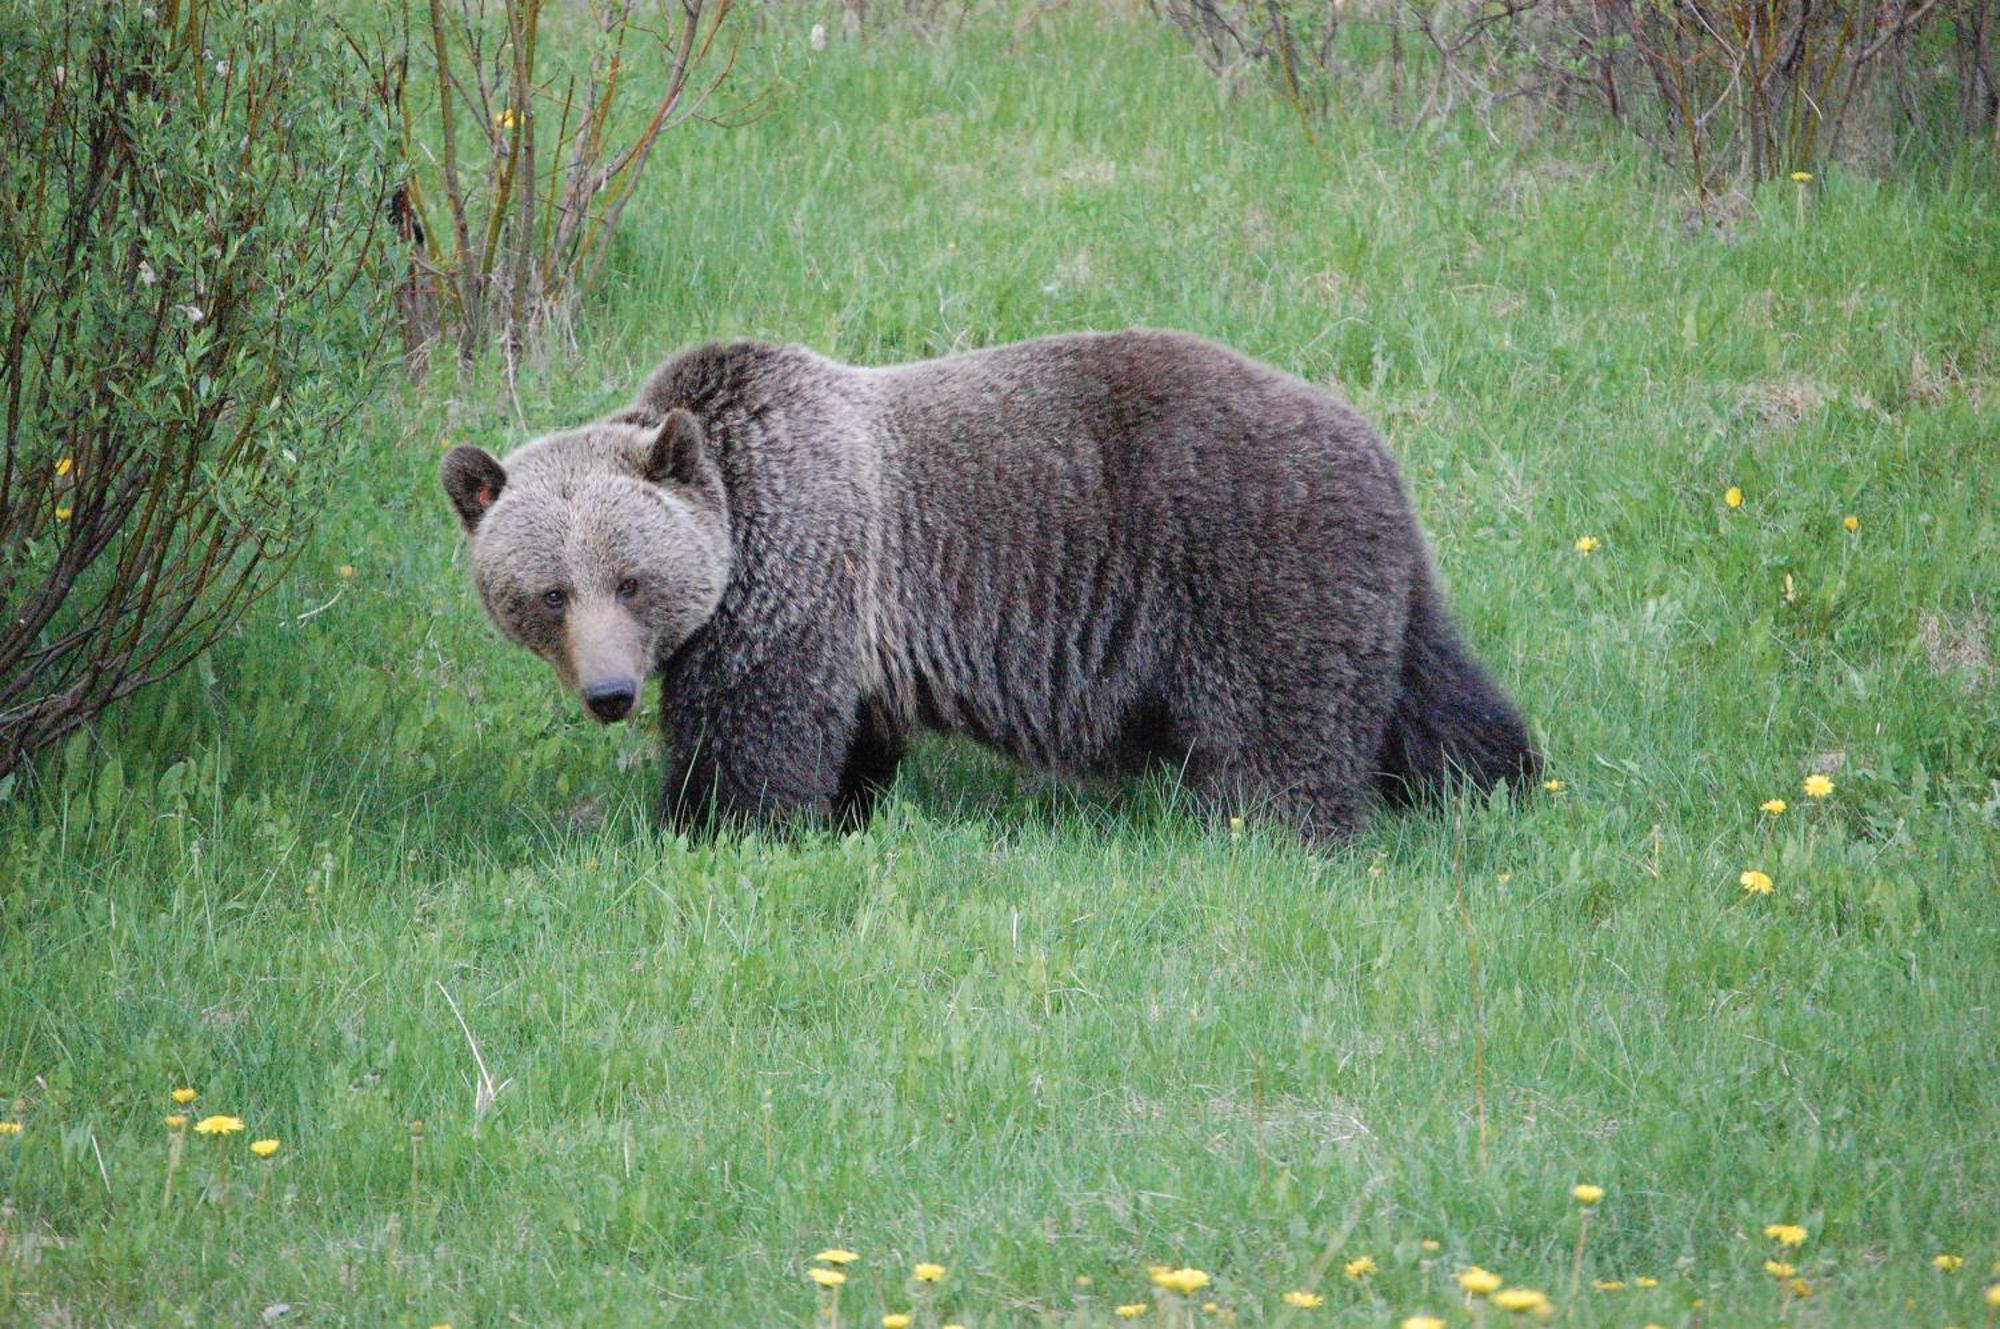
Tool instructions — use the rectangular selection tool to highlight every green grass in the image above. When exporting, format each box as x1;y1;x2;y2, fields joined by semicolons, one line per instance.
4;13;1999;1327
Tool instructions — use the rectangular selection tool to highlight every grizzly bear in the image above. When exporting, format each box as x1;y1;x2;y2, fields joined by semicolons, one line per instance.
441;329;1538;840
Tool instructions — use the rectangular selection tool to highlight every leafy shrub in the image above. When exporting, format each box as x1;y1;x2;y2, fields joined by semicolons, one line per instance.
385;0;743;371
0;0;394;778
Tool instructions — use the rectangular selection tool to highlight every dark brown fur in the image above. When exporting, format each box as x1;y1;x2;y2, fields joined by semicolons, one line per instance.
443;329;1539;841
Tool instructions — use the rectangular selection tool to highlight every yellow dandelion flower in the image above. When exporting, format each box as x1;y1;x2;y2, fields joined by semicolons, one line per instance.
171;1088;198;1104
1345;1256;1378;1280
1761;798;1787;814
1403;1319;1446;1329
1490;1288;1550;1313
1790;1278;1811;1297
809;1268;847;1288
56;456;74;477
914;1262;946;1282
1076;1275;1093;1287
338;564;355;579
0;1122;20;1137
194;1114;244;1135
1791;171;1814;183
1153;1267;1211;1296
55;505;71;520
1725;486;1743;509
1802;775;1833;799
1764;1260;1795;1279
1574;536;1601;555
1571;1183;1604;1205
1115;1305;1149;1319
1202;1303;1220;1314
1739;869;1774;895
249;1138;279;1158
943;1324;966;1329
165;1114;187;1128
1843;515;1859;533
496;107;519;130
1594;1280;1626;1291
1764;1223;1808;1247
1634;1276;1658;1288
1420;1239;1442;1252
430;1324;452;1329
814;1249;861;1265
882;1315;912;1329
1227;815;1245;831
1934;1254;1964;1272
1284;1290;1325;1308
1985;1283;2000;1307
1543;779;1564;793
1456;1267;1504;1296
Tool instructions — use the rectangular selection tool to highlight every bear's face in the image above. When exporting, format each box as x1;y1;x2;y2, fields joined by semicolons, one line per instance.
441;411;730;723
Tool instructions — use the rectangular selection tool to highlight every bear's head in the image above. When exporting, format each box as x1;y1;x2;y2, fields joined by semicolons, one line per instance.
440;410;730;723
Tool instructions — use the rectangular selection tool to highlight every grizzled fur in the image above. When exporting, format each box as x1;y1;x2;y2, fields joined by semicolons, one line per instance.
442;329;1539;840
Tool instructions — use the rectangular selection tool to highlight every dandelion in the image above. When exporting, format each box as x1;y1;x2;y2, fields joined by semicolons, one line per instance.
1764;1223;1809;1247
1935;1254;1964;1272
1633;1276;1658;1288
194;1115;244;1135
1594;1280;1626;1291
810;1268;848;1288
1984;1283;2000;1307
1843;514;1859;532
0;1122;19;1137
1284;1291;1324;1308
1420;1239;1442;1252
1761;798;1787;815
815;1249;861;1265
1153;1267;1211;1296
1345;1256;1377;1280
1802;775;1833;799
55;505;71;520
171;1088;198;1105
914;1263;946;1282
1491;1288;1551;1313
1571;1183;1604;1205
1725;486;1743;509
339;564;355;579
165;1114;187;1129
55;457;73;477
1574;536;1601;555
882;1315;911;1329
1076;1275;1093;1287
1764;1260;1795;1279
1402;1319;1445;1329
496;107;519;130
249;1139;279;1158
1739;869;1774;895
810;22;828;51
1543;779;1564;793
1115;1305;1149;1319
1791;171;1814;183
1457;1267;1504;1297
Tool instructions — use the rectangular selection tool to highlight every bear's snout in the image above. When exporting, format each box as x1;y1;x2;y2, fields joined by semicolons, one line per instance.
582;678;637;722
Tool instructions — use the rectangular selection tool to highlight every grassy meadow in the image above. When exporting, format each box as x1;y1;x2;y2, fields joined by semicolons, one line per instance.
3;11;1999;1326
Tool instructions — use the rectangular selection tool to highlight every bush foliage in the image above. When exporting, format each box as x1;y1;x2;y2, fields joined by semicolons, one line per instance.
0;0;394;777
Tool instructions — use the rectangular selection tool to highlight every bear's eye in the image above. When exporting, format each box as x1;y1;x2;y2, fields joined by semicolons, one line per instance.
541;588;567;611
616;577;639;602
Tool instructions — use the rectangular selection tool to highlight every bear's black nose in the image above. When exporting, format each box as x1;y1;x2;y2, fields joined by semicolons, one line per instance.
583;679;636;722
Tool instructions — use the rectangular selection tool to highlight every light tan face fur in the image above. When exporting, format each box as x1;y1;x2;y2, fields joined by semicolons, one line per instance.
442;418;730;721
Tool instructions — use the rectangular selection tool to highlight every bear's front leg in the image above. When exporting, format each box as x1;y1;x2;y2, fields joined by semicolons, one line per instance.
655;683;861;836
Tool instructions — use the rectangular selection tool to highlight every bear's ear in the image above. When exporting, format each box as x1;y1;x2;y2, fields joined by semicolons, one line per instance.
642;410;708;487
441;445;507;532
